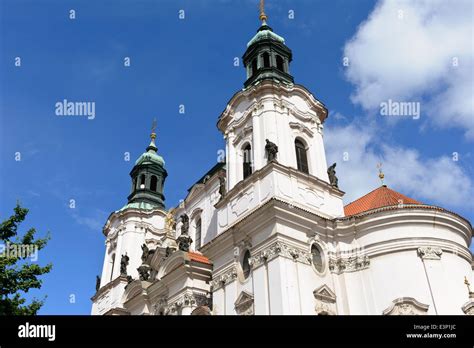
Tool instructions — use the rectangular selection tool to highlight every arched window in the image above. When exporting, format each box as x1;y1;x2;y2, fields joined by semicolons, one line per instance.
295;138;309;174
110;254;116;281
139;174;146;189
276;55;284;71
251;58;258;76
132;178;137;192
195;218;202;249
242;144;253;179
150;175;158;191
262;52;270;68
242;250;251;279
311;244;324;273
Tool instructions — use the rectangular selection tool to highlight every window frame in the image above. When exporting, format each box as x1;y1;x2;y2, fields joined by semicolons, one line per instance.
194;217;202;250
310;243;325;274
150;175;158;192
295;138;309;174
241;250;251;280
276;55;285;71
242;143;253;179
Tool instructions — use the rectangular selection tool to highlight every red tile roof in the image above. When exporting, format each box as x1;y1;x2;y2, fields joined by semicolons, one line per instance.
344;185;421;216
187;251;212;265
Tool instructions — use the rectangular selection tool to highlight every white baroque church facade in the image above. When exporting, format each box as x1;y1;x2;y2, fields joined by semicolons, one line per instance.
91;12;473;316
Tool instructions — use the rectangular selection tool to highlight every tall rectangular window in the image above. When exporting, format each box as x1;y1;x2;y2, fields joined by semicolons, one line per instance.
295;139;309;174
195;218;202;249
243;144;253;179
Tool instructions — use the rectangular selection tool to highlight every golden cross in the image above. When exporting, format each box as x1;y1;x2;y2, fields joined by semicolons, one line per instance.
465;276;472;294
259;0;267;22
377;163;385;185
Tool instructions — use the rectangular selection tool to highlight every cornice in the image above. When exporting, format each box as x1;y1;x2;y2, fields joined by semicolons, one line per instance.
202;195;472;264
103;207;167;237
361;237;472;263
214;161;343;211
217;81;328;132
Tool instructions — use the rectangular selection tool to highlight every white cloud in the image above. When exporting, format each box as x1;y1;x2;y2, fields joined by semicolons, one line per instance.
343;0;474;139
71;209;108;231
325;121;473;208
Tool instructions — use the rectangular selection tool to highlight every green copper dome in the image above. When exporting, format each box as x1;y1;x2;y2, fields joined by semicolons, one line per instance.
242;18;294;88
119;201;157;212
135;141;165;167
247;26;285;47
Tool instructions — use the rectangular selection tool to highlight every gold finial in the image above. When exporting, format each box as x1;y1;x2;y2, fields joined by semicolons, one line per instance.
151;118;157;140
377;163;385;186
259;0;268;23
464;276;473;297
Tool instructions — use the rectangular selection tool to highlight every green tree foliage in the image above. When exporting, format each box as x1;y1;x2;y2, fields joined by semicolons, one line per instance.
0;203;52;315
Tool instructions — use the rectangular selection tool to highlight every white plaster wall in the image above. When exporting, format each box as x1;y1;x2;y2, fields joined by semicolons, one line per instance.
216;167;344;235
368;250;435;314
424;251;472;314
213;288;225;315
252;266;269;314
224;280;237;315
266;257;284;314
354;214;468;247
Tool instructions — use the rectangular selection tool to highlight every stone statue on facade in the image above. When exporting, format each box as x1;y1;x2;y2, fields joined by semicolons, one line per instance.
218;175;226;199
265;139;278;162
327;163;338;188
180;214;190;235
176;214;192;252
137;265;151;281
120;253;129;276
177;234;193;252
141;243;149;263
95;275;101;292
165;208;176;232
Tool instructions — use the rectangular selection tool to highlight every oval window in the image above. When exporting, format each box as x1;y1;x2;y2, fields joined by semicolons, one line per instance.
242;250;251;279
311;244;324;273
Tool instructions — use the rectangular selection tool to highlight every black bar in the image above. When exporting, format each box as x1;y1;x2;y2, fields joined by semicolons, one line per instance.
0;315;472;347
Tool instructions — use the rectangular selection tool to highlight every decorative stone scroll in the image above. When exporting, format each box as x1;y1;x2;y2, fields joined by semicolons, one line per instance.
328;255;370;274
153;297;169;315
164;292;211;315
234;290;254;315
383;297;429;315
210;267;238;291
247;241;312;269
417;247;442;260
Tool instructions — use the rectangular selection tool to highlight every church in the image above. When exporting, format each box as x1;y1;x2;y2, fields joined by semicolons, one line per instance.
91;5;473;316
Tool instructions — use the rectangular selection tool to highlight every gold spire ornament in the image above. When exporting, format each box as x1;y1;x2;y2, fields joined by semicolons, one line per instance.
259;0;268;23
377;163;385;186
151;118;157;140
464;276;474;298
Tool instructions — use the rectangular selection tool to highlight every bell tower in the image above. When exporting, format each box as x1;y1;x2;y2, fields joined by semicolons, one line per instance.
127;119;167;209
216;1;344;220
92;121;173;315
242;1;294;87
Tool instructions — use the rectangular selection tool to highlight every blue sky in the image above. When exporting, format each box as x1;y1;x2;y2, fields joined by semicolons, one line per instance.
0;0;472;314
